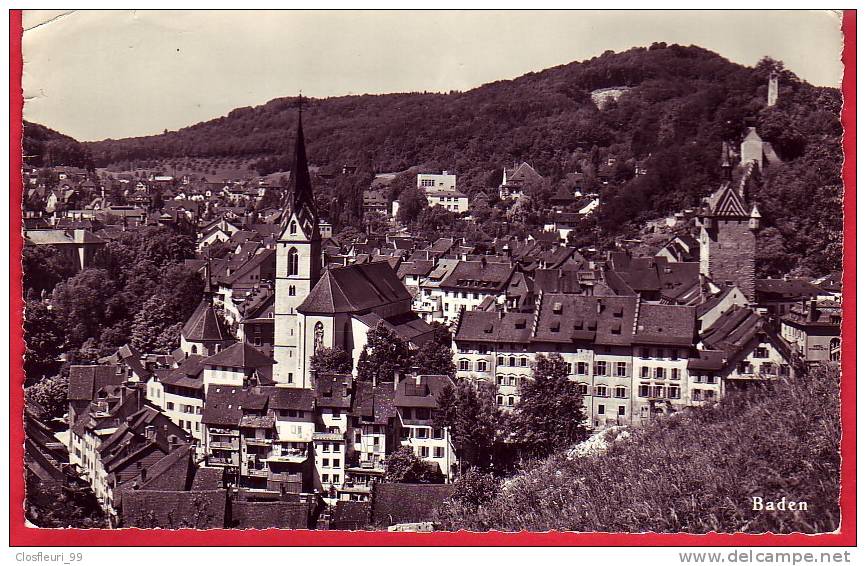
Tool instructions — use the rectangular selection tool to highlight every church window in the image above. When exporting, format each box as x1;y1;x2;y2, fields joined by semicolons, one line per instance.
287;248;299;276
191;345;197;355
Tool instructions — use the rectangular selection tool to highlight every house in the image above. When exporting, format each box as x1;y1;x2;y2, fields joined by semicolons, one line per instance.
780;299;841;364
424;187;469;214
24;228;106;271
499;162;543;200
394;374;457;479
417;171;456;192
362;190;391;215
755;278;824;317
437;259;515;323
313;374;353;499
344;381;396;501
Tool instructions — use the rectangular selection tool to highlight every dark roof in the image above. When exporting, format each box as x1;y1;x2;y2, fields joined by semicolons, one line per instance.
439;260;514;292
182;300;231;343
353;311;435;346
67;365;126;401
687;350;726;371
394;375;454;409
756;278;822;299
298;261;411;314
257;386;316;411
121;489;226;529
229;500;311;529
371;483;454;526
315;374;353;409
634;304;696;346
352;382;396;424
201;386;268;427
202;342;274;369
397;260;435;279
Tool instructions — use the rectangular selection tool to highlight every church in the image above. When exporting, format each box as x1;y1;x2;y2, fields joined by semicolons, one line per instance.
272;111;435;388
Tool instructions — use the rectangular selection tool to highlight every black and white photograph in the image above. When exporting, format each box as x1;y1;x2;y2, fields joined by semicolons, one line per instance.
17;9;848;538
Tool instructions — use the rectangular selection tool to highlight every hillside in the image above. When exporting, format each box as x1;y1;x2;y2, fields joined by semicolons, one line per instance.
23;120;92;169
33;44;843;276
438;364;841;534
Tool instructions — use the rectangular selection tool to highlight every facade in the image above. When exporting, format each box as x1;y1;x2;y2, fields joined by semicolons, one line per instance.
424;187;469;213
394;375;457;480
417;171;456;192
780;299;842;364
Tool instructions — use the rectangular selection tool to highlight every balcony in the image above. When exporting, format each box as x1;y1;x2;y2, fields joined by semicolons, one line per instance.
209;441;238;450
313;432;344;442
245;468;269;478
244;438;272;447
208;456;237;467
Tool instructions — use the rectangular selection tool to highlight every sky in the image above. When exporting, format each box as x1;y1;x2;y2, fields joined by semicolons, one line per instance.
22;10;844;142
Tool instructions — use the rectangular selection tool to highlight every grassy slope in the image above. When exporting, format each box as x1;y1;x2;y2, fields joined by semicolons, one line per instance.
441;365;840;533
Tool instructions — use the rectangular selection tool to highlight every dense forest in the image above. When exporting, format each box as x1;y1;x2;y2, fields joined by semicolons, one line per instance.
23;121;94;169
30;44;843;276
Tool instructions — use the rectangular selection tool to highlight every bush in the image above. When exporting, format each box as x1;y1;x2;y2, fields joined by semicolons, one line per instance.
442;364;841;533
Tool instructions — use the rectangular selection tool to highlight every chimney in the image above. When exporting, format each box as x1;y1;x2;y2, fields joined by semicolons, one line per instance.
597;298;604;314
140;467;147;482
144;425;157;443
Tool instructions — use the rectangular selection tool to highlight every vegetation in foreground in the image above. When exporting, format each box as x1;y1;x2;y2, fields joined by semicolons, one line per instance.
439;364;841;534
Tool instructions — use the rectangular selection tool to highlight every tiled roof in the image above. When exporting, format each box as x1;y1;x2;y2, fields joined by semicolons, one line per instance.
755;278;822;298
394;375;454;409
371;482;454;526
256;386;316;412
353;311;435;347
202;342;273;369
439;260;514;292
201;386;268;426
298;261;411;314
67;365;126;401
634;304;696;346
351;382;396;424
182;301;231;343
315;374;353;409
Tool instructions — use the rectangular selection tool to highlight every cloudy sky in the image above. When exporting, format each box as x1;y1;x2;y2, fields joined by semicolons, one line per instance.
22;10;844;141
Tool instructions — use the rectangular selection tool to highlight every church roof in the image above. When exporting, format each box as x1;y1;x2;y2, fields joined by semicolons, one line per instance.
182;300;230;343
280;109;319;237
298;261;411;314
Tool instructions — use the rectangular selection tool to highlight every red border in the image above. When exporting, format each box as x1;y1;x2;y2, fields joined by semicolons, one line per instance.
8;9;856;547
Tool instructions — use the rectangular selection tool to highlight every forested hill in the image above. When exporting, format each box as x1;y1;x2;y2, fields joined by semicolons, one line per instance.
37;43;844;276
24;121;93;169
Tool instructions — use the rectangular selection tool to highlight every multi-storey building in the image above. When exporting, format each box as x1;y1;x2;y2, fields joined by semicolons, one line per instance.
394;375;458;480
780;299;842;365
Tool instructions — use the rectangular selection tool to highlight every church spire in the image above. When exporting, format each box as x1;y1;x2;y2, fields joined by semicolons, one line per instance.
289;98;315;216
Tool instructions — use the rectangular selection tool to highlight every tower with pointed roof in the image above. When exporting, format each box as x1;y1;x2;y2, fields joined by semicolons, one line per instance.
697;162;760;303
274;105;322;387
180;260;233;357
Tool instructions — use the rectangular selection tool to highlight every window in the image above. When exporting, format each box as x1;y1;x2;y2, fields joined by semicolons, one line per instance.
520;357;528;367
332;409;341;418
419;446;430;458
616;361;627;377
459;359;470;371
670;368;680;380
289;285;296;296
287;247;299;276
668;386;681;399
497;356;505;366
497;395;503;406
577;362;588;375
641;347;651;359
594;361;607;376
577;383;589;396
354;432;361;444
497;375;505;386
614;386;627;399
433;447;445;458
433;428;444;439
507;396;515;407
595;385;608;398
166;402;175;411
322;443;330;452
830;338;841;362
322;458;330;467
640;366;650;379
692;390;702;401
754;347;769;359
652;385;664;398
290;221;297;235
333;459;341;468
401;428;411;440
598;404;605;415
477;360;488;372
655;367;666;380
618;406;626;416
416;428;429;439
322;473;329;483
509;356;516;367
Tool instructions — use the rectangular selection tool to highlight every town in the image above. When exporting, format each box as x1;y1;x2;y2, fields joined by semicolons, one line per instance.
22;71;842;531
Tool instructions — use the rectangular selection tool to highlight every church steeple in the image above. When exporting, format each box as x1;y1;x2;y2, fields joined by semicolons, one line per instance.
289;104;314;214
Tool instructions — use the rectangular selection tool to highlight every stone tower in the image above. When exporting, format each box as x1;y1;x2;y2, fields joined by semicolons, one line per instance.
697;164;760;303
273;108;322;387
768;71;779;107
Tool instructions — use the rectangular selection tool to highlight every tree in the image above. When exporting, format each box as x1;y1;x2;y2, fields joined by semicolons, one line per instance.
51;268;119;351
396;187;428;225
384;446;444;483
23;299;65;384
448;467;501;509
511;353;589;457
413;340;456;378
310;347;353;374
435;380;499;469
22;245;77;296
129;296;184;354
356;323;414;383
25;373;69;419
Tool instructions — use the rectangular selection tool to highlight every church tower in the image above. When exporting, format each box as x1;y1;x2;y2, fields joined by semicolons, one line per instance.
273;106;322;387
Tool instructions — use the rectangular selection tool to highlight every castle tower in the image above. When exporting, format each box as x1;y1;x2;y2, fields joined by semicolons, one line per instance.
273;106;322;387
697;172;760;303
768;71;779;107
